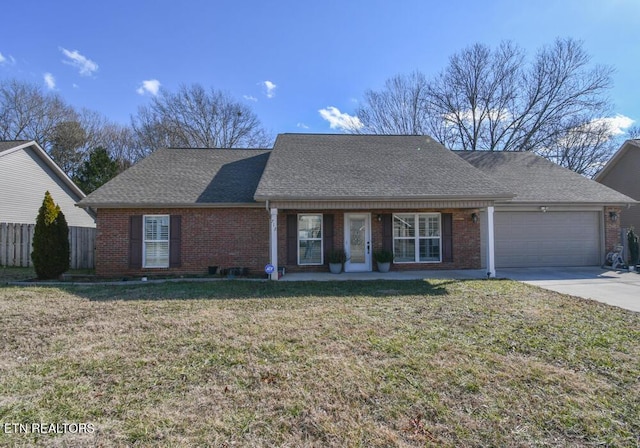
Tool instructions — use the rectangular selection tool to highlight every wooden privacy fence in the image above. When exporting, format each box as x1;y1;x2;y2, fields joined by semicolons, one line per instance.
0;223;96;269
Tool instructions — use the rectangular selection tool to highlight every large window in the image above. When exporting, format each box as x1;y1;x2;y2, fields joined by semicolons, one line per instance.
393;213;441;263
144;215;170;268
298;214;323;265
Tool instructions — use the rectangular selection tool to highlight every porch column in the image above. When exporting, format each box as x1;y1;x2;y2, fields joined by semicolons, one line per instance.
486;206;496;278
269;207;278;280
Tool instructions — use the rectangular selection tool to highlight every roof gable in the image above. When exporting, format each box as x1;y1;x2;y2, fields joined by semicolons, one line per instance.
594;139;640;182
0;140;87;199
255;134;512;201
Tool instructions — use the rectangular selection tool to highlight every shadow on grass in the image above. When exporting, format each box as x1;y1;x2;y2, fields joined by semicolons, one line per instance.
53;279;453;302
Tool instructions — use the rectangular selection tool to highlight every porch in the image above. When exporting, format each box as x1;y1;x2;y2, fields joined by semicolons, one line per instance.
279;268;489;281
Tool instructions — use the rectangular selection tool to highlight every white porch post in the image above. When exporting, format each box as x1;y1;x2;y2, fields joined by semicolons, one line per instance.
486;206;496;278
269;207;278;280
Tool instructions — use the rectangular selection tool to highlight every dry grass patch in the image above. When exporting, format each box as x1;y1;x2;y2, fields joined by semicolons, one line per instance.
0;279;638;446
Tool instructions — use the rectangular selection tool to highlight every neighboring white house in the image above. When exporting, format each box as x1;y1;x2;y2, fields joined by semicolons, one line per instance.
0;140;95;227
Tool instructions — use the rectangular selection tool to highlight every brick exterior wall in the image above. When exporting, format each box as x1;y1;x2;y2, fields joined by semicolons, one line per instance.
95;207;269;277
277;208;481;273
604;206;623;253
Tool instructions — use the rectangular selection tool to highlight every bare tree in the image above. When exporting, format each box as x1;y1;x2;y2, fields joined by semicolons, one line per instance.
355;38;616;174
0;79;76;147
131;84;272;152
540;117;617;177
355;72;430;135
627;126;640;139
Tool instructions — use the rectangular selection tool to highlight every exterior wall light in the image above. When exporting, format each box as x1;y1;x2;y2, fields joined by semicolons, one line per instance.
609;211;618;222
471;212;479;223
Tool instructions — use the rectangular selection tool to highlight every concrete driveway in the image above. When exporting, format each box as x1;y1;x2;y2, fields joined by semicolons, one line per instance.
498;267;640;312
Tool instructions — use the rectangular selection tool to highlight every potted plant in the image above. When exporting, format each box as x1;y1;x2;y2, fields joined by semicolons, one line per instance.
374;249;393;273
326;249;346;274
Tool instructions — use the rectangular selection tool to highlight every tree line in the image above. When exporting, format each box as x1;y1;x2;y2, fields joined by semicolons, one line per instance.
0;81;272;193
353;38;638;177
2;38;637;192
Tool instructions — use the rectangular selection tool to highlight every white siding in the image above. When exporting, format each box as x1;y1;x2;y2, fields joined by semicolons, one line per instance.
0;147;95;227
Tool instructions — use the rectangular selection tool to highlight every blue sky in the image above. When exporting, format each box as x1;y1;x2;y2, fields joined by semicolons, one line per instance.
1;0;639;138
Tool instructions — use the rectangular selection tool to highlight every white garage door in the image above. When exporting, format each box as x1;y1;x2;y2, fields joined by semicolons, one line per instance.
486;211;601;268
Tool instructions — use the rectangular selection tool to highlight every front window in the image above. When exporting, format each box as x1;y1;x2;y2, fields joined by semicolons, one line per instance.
298;214;323;265
393;213;441;263
144;215;169;268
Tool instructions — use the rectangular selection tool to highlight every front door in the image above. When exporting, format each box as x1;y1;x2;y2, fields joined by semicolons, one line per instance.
344;213;372;272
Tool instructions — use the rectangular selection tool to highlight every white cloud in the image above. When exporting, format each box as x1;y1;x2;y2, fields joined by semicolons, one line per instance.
318;106;363;131
593;114;634;136
0;52;15;65
136;79;161;96
297;122;310;129
43;73;56;90
243;95;258;102
262;80;277;98
60;48;98;76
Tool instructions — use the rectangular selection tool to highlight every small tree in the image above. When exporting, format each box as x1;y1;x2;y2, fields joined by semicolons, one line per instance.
31;191;70;279
72;147;121;194
628;227;639;267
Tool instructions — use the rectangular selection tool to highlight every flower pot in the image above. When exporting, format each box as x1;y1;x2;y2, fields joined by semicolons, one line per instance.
377;261;391;273
329;263;343;274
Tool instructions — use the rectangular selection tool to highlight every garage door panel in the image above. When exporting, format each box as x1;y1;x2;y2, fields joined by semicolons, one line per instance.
493;211;601;268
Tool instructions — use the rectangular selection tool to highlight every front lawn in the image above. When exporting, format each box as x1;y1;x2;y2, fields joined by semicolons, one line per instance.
0;280;638;446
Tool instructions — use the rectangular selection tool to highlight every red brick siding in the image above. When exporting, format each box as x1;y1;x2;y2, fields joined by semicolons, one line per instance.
95;208;269;277
604;206;623;253
278;209;481;272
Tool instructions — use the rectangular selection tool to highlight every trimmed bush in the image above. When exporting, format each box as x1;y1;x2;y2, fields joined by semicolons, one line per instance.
31;191;70;279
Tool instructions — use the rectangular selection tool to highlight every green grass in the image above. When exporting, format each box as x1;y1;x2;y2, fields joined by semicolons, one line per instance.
0;279;638;446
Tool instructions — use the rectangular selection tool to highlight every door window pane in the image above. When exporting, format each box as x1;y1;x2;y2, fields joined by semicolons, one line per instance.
350;217;366;263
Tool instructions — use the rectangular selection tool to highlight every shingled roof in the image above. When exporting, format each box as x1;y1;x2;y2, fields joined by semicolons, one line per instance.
254;134;513;201
78;148;270;207
0;140;30;153
456;150;636;205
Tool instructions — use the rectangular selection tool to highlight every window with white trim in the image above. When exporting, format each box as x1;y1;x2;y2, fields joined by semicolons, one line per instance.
143;215;170;268
298;214;323;265
393;213;441;263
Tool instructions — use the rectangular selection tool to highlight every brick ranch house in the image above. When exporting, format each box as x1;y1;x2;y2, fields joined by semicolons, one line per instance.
77;134;636;279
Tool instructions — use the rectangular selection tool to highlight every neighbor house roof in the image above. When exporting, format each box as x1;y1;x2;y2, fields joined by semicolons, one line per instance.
456;150;636;205
254;134;513;201
0;140;31;153
594;139;640;182
78;148;271;208
0;140;87;200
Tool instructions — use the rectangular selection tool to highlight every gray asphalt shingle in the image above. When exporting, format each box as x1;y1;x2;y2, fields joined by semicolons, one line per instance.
78;148;270;207
456;150;636;204
254;134;513;200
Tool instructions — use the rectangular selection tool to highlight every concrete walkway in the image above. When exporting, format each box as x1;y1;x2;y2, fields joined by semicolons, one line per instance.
498;267;640;313
280;269;489;281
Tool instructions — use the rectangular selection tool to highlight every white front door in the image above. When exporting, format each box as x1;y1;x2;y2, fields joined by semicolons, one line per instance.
344;213;372;272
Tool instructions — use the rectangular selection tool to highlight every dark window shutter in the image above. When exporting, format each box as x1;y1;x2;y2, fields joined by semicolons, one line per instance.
323;214;334;261
442;213;453;262
169;215;182;268
287;215;297;265
382;214;393;252
129;215;142;269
